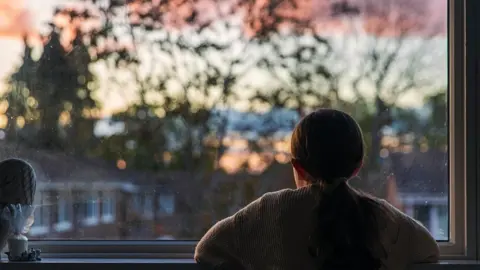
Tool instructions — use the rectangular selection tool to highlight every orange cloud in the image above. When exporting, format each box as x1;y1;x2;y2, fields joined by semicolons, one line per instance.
0;0;32;38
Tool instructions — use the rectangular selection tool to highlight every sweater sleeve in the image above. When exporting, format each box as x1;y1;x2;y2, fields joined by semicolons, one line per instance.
406;218;440;263
194;215;242;268
194;195;269;269
377;199;439;266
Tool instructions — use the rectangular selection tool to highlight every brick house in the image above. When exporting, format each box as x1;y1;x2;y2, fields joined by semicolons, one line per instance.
0;141;290;240
0;141;177;240
0;139;448;240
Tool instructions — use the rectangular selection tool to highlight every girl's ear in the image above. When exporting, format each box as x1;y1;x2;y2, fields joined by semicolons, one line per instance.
351;161;363;177
291;160;307;179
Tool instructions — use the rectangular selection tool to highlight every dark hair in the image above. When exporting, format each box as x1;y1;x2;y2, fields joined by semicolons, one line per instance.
290;109;385;270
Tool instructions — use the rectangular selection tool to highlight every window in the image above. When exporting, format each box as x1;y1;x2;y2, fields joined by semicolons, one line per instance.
1;0;477;263
143;194;153;219
30;190;50;237
133;193;142;212
84;194;99;226
101;192;115;223
158;194;175;216
54;194;72;232
57;198;68;223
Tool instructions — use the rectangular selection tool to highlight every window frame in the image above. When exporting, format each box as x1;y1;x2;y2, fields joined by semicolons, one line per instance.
28;0;473;260
439;0;477;260
465;0;480;261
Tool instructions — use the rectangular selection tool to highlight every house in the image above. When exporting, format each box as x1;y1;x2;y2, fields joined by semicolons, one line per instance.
382;150;449;240
0;137;448;241
0;141;171;240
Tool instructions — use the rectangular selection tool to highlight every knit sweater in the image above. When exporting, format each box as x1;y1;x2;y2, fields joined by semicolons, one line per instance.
194;185;440;270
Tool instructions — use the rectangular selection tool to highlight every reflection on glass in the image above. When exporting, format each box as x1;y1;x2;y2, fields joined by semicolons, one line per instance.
0;0;447;240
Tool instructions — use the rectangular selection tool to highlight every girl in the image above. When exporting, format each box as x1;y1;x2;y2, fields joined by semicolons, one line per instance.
195;109;439;269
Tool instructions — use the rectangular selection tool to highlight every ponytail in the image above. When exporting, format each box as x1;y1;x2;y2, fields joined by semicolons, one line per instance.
308;180;384;270
289;109;386;269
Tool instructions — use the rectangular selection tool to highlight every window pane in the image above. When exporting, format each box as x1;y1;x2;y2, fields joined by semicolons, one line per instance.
0;0;447;241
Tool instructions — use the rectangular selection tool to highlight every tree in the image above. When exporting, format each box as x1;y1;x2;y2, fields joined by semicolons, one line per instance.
331;0;445;167
255;32;334;114
5;30;94;153
4;36;38;141
220;0;447;203
3;3;133;155
423;92;447;149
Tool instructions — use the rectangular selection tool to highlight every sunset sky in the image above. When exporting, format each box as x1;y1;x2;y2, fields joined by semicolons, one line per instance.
0;0;448;174
0;0;58;90
0;0;448;115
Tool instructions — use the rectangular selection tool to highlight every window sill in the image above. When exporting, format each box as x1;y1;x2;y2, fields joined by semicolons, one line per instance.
410;261;480;270
0;258;196;270
0;259;478;270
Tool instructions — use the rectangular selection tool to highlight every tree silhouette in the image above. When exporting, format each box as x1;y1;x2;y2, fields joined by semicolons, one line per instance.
5;31;94;153
234;0;446;197
3;3;136;155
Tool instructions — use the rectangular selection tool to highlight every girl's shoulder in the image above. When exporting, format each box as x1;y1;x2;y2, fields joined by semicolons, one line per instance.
261;186;320;206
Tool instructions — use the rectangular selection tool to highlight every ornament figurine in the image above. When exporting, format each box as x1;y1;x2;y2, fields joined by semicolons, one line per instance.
0;158;41;262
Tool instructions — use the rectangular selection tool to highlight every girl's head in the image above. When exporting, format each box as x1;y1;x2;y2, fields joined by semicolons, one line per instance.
290;109;364;188
290;109;383;270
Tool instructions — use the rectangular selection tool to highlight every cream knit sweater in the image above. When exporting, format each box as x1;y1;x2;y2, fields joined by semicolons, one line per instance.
195;185;439;270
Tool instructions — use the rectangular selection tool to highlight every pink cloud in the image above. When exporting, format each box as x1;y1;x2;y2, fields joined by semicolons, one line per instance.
243;0;447;37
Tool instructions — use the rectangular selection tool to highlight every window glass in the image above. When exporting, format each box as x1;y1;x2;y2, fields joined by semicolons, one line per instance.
0;0;447;240
437;206;448;241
